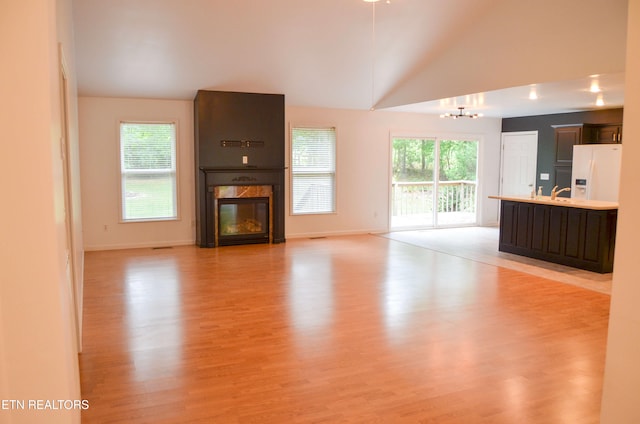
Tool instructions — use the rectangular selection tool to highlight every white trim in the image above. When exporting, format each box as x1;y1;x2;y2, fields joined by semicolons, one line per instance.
83;239;195;252
285;229;381;239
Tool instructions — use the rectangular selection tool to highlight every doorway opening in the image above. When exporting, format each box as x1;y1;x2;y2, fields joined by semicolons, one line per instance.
390;137;478;230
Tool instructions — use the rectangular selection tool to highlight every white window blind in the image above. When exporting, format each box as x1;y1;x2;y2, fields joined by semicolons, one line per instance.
291;127;336;214
120;122;177;221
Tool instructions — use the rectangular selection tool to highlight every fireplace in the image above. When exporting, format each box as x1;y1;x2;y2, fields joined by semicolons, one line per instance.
197;167;285;247
215;185;271;246
194;90;285;248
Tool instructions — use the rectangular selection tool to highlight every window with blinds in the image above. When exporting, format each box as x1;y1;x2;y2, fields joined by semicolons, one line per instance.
291;127;336;214
119;122;177;221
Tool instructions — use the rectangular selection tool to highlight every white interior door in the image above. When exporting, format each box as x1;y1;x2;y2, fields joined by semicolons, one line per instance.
500;131;538;197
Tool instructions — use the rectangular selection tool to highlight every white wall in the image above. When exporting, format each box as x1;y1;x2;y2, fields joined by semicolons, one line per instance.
601;0;640;422
78;99;502;249
79;97;195;250
0;0;81;423
285;106;503;238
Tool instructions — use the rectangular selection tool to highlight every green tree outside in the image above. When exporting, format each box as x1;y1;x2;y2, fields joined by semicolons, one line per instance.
392;138;477;182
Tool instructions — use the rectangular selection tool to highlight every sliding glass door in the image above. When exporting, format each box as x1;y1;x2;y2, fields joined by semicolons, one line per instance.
391;137;478;230
391;138;436;228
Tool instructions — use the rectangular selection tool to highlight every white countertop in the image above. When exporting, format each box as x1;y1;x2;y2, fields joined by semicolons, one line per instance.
488;195;618;210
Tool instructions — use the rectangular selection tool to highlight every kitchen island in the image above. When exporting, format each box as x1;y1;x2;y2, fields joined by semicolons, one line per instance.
489;195;618;273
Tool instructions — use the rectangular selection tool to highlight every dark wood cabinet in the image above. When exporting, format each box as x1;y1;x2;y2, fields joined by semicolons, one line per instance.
500;202;552;253
591;124;622;143
553;125;582;195
553;125;583;165
553;167;572;195
498;200;617;273
547;206;565;255
553;123;622;151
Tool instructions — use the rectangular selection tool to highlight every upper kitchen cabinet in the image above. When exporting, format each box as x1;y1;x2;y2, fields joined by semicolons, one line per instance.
553;122;623;166
553;124;583;165
589;124;623;143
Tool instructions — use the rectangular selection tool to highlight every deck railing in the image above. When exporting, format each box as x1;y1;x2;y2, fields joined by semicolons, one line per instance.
391;181;477;217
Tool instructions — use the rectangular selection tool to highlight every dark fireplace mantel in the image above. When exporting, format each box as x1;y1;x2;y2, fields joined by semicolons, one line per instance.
197;167;285;247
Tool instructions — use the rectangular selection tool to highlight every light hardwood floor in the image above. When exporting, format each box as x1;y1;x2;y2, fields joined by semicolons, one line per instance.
80;233;609;423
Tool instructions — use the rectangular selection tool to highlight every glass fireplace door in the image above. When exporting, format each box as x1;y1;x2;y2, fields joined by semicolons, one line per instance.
217;197;270;245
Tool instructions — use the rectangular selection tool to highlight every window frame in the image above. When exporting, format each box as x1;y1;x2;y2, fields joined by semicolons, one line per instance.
118;120;180;223
289;125;337;216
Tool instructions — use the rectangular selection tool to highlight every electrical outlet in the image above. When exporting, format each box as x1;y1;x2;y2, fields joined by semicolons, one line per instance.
242;155;248;165
540;173;550;181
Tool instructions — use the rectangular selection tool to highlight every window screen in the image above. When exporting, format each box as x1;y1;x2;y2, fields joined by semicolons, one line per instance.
120;122;177;221
291;127;336;214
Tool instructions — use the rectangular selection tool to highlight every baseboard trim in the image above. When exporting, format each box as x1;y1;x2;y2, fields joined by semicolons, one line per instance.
285;229;384;239
84;239;195;252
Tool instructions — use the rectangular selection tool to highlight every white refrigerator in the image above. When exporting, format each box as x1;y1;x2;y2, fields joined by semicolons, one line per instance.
571;144;623;202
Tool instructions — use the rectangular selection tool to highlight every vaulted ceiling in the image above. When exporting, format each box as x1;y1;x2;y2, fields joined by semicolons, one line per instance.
72;0;628;117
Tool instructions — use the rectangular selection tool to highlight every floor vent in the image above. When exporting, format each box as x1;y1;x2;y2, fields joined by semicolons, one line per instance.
152;246;173;250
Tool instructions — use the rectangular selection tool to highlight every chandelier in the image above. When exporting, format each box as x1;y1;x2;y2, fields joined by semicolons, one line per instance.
440;107;481;119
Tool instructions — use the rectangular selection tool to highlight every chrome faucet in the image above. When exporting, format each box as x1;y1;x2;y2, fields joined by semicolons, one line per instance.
551;185;571;200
